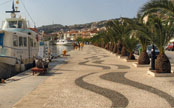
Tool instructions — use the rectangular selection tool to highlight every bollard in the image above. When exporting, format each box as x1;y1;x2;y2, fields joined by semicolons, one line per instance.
62;50;67;56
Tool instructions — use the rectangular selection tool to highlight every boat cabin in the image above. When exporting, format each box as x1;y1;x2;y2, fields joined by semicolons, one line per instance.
2;17;27;30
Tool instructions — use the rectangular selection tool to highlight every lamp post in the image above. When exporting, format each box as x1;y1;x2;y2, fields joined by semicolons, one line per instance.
150;44;155;70
150;21;157;70
143;15;156;70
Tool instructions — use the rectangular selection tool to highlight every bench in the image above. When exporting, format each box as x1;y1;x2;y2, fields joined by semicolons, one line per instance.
32;67;47;75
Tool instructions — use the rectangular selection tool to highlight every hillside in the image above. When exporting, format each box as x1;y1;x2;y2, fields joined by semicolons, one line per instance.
37;24;65;34
37;20;108;34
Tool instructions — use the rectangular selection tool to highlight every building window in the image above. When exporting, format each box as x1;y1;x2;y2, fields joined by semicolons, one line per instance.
34;42;37;47
13;35;18;47
18;21;23;28
9;21;17;28
19;37;23;47
30;38;33;47
24;37;27;47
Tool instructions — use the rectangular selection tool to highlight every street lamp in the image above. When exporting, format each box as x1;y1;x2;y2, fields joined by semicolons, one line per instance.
150;22;157;70
150;44;155;70
143;15;156;70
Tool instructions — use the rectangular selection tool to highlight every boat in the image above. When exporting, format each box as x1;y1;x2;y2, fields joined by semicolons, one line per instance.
0;1;40;79
56;39;72;46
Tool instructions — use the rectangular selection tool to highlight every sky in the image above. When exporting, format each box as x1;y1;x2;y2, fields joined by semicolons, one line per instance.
0;0;149;27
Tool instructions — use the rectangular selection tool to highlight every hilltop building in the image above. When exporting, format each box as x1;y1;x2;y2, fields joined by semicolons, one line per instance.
42;25;106;41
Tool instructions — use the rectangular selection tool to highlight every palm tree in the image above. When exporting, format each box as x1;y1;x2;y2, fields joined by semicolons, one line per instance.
124;33;139;60
136;32;150;64
118;18;148;61
139;0;174;18
139;0;174;72
136;15;174;73
91;30;113;50
109;20;122;54
90;32;104;47
106;20;120;53
130;18;151;64
149;17;174;73
106;28;116;52
111;18;131;56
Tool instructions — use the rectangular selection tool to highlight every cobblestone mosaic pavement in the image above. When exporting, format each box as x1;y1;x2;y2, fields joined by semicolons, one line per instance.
13;45;174;108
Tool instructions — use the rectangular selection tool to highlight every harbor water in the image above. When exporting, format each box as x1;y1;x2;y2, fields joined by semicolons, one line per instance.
50;45;73;57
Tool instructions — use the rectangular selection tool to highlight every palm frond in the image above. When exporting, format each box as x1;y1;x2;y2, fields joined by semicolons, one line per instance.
139;0;174;17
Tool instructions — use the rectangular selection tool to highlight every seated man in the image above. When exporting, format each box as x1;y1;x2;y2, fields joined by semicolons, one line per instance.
36;59;44;68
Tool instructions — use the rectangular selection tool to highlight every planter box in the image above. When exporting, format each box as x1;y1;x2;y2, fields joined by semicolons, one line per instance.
118;55;127;59
133;63;150;68
123;59;137;62
147;70;174;77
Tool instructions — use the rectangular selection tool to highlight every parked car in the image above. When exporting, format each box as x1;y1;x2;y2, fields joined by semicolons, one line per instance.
166;42;174;51
134;44;141;55
146;45;160;58
134;45;160;58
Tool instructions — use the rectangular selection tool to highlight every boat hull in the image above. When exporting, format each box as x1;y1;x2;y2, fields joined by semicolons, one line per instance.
56;39;73;46
0;63;16;79
56;43;72;46
0;56;16;65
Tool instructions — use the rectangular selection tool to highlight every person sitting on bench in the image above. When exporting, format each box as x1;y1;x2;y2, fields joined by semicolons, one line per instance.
36;59;44;68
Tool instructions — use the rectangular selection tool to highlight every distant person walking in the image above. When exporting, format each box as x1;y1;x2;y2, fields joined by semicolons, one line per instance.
73;42;76;50
80;42;84;50
78;42;81;50
75;43;78;50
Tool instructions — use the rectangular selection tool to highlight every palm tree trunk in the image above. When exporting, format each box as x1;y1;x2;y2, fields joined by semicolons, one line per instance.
110;43;114;51
113;44;117;53
128;52;135;60
117;41;122;54
105;43;109;49
107;43;110;50
155;53;171;73
121;46;128;56
109;43;112;51
107;43;109;50
101;42;105;48
138;51;150;64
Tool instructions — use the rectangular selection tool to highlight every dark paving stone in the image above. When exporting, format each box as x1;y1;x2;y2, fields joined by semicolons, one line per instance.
101;55;109;58
100;72;174;107
84;56;100;60
75;73;129;108
79;61;111;70
84;56;98;60
92;60;105;64
111;65;130;69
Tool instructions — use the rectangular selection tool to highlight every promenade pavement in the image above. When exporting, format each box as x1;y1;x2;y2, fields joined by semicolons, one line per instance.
0;57;67;108
13;45;174;108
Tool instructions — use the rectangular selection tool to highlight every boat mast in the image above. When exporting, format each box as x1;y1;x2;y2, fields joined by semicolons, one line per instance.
6;0;20;18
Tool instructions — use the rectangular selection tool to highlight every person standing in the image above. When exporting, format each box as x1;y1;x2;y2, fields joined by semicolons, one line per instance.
80;42;84;50
73;42;76;50
78;42;81;50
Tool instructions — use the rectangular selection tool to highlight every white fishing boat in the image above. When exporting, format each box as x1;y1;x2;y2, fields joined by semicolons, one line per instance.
56;39;72;46
0;1;40;78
